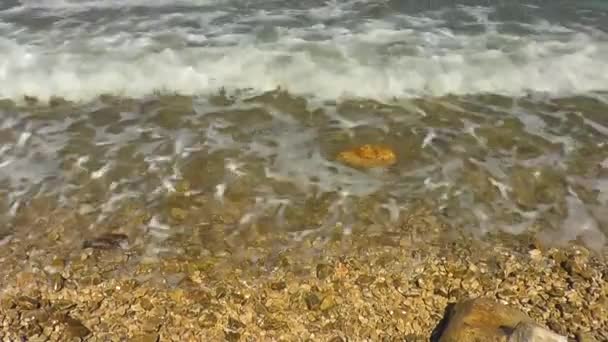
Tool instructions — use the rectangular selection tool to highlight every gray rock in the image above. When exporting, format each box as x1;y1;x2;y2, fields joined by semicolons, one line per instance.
509;322;567;342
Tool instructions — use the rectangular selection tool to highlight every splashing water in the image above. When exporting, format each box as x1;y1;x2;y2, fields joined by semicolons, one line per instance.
0;0;607;254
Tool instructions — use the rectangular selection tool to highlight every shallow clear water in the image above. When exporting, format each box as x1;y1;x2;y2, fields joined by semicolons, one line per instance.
0;0;607;253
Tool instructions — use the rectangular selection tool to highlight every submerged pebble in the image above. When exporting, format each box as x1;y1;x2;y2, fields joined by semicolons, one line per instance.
65;317;91;339
49;273;64;292
82;233;129;250
337;144;397;168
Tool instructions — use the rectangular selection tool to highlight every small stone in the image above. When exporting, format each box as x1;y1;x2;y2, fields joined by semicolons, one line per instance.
225;317;244;342
227;317;245;331
115;305;128;316
199;313;217;328
45;258;66;274
15;272;37;288
270;281;286;291
356;275;375;287
224;331;240;342
142;316;162;332
52;300;76;312
316;264;333;280
131;333;159;342
304;292;321;310
65;317;90;339
80;274;102;286
320;295;336;311
133;286;148;298
508;322;567;342
50;273;64;292
169;289;185;302
23;323;43;337
175;180;190;193
259;316;286;331
4;309;19;323
140;298;154;311
82;233;128;250
21;309;49;323
15;296;40;310
0;296;15;309
529;249;542;261
337;144;397;168
576;331;598;342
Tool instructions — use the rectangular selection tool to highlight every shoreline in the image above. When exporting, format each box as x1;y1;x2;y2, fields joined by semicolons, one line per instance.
1;207;606;341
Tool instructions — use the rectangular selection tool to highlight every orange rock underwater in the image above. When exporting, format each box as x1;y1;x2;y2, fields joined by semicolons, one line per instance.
337;144;397;168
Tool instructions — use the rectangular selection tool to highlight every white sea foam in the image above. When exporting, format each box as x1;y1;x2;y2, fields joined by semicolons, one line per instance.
1;2;607;102
14;0;219;11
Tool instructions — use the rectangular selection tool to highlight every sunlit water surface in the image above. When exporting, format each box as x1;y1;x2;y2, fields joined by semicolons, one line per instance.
1;0;607;255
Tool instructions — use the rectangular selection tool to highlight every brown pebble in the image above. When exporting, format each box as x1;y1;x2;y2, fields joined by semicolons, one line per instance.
82;233;128;250
316;263;333;280
50;273;64;292
304;292;321;310
227;317;245;330
225;331;240;342
65;317;90;339
131;333;159;342
356;274;375;287
320;295;336;311
15;296;40;310
576;331;598;342
270;281;286;291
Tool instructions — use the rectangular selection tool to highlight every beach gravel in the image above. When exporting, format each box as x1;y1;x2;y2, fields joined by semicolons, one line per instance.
0;207;606;341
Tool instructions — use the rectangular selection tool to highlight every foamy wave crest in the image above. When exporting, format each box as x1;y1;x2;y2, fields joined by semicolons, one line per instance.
14;0;218;11
1;28;607;102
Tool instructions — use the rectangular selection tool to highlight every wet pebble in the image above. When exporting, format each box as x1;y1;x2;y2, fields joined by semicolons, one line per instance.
270;281;286;291
227;317;245;330
316;263;333;280
65;317;90;339
142;316;162;332
131;333;159;342
259;316;286;331
15;296;40;310
320;294;337;311
304;292;321;310
225;317;245;342
82;233;128;250
0;297;15;309
198;313;217;328
225;331;240;342
49;273;64;292
356;274;375;287
576;331;598;342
